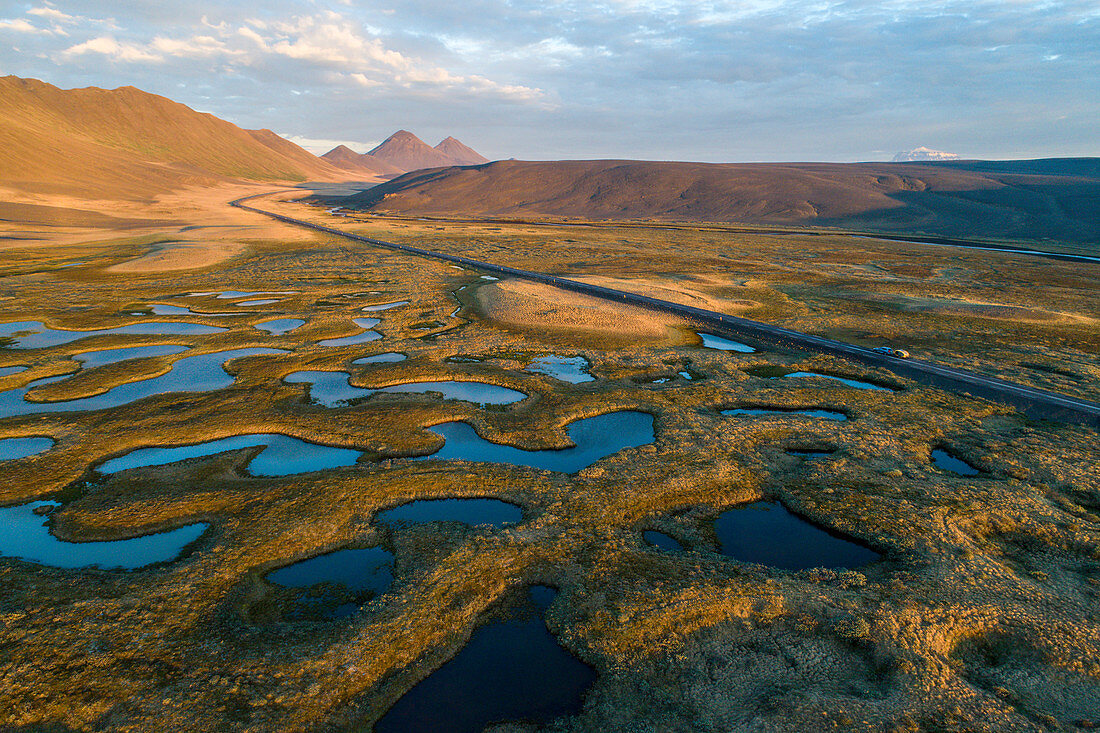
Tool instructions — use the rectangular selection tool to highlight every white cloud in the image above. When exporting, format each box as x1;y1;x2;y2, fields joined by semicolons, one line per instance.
279;134;382;155
0;18;44;33
62;36;163;62
28;7;74;23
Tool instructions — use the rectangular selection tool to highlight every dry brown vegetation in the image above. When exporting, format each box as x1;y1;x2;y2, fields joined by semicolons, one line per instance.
0;192;1098;732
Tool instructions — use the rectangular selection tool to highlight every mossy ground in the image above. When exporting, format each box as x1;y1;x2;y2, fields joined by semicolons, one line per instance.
0;195;1097;732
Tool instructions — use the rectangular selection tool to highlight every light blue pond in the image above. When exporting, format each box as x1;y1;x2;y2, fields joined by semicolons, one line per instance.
376;499;523;528
0;366;28;377
723;407;847;421
699;333;756;352
74;344;190;369
644;530;683;550
255;318;306;335
187;290;296;299
415;411;654;474
317;318;382;347
0;437;55;461
236;299;280;307
714;502;879;570
779;371;894;391
0;500;208;570
525;355;594;384
932;448;980;476
352;352;406;365
98;433;361;477
0;320;226;349
285;371;527;407
0;348;285;419
361;301;409;312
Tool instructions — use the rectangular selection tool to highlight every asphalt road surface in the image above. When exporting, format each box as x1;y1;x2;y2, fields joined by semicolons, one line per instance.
233;193;1100;429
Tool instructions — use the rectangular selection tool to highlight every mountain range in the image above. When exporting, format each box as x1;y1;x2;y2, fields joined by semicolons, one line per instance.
321;131;488;176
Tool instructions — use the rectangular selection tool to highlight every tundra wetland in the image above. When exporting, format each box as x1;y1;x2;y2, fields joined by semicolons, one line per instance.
0;192;1098;732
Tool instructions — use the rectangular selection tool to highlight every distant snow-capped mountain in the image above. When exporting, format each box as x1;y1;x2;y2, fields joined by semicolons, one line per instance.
892;146;960;162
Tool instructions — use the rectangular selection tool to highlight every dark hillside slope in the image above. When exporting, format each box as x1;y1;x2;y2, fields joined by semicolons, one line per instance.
341;158;1100;244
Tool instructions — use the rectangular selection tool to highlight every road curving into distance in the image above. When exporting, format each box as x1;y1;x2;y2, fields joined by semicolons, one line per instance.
233;192;1100;429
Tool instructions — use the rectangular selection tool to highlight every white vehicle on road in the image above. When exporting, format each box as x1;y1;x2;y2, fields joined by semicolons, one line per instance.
872;346;910;358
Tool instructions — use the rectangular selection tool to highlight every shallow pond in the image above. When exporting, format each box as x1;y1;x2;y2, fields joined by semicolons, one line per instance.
266;547;393;620
525;355;594;384
698;333;756;352
285;372;527;407
375;586;595;733
189;290;297;299
352;352;406;365
235;299;281;307
415;411;654;474
375;499;522;528
644;530;683;551
0;500;208;570
778;371;894;391
99;433;362;477
317;318;382;347
74;344;190;369
0;348;284;419
361;300;409;312
0;366;28;377
932;448;980;476
0;320;225;350
147;304;238;316
714;502;879;570
787;449;834;459
255;318;306;335
722;407;847;421
0;436;55;461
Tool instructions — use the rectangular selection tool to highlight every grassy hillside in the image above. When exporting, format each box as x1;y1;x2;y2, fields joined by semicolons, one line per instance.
0;76;347;200
341;158;1100;244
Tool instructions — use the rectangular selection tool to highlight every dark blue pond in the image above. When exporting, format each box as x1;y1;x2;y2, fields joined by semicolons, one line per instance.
525;355;594;384
722;407;847;421
778;371;894;392
415;411;654;474
375;499;523;528
74;344;190;369
0;500;208;570
0;320;225;349
0;348;285;418
698;333;756;352
0;436;55;461
644;530;683;550
375;586;595;733
931;448;980;476
714;502;879;570
98;433;362;477
352;352;406;365
266;547;394;620
317;318;382;347
255;318;306;335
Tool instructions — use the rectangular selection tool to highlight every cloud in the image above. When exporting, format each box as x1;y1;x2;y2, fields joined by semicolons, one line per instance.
28;7;74;23
62;36;163;63
0;18;46;33
278;134;382;155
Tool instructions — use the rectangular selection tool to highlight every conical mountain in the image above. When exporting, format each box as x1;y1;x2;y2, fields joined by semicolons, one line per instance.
321;144;403;176
435;136;489;165
366;130;456;172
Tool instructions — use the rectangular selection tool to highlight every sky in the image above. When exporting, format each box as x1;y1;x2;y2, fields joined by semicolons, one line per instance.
1;0;1097;162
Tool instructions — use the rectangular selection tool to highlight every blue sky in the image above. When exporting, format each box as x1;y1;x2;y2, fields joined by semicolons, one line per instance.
1;0;1097;161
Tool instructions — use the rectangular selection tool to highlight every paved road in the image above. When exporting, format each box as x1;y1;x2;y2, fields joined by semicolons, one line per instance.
233;193;1100;428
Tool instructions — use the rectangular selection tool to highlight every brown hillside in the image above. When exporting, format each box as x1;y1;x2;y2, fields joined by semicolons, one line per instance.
341;159;1100;244
434;136;489;165
321;145;404;177
367;130;456;172
0;75;348;200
